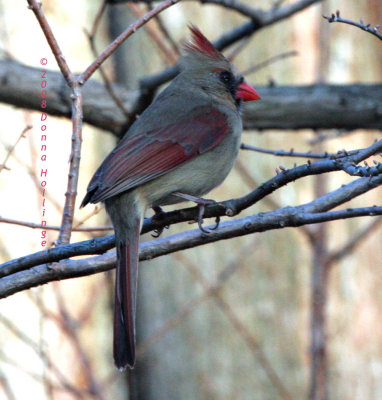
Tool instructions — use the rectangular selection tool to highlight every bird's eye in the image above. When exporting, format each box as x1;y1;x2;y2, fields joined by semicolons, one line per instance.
219;71;233;84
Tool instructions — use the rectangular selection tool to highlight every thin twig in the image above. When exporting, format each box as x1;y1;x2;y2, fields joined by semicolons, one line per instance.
111;0;263;19
53;284;105;399
178;248;293;400
326;217;382;266
240;143;359;160
235;159;314;241
0;368;16;400
137;246;249;356
0;125;32;173
84;28;132;118
0;216;112;232
79;0;181;84
0;351;61;393
242;50;298;76
0;314;85;398
3;150;62;213
26;0;74;84
128;3;178;64
73;205;105;230
226;37;250;61
35;288;54;399
323;10;382;41
89;0;108;38
85;0;132;118
140;0;323;90
235;159;281;211
147;3;180;56
86;0;131;118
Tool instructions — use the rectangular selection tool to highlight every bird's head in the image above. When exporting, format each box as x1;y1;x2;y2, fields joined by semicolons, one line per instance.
181;25;260;108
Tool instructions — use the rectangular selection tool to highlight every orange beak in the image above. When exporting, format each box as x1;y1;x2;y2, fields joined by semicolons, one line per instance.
236;80;260;102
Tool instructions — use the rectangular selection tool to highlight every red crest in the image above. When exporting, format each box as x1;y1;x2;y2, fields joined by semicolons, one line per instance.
184;25;222;60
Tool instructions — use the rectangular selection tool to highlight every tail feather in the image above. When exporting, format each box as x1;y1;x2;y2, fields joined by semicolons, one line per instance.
106;194;143;370
113;240;137;369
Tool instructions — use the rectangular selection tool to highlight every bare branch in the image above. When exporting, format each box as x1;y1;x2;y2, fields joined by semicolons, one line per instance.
0;125;32;173
326;217;382;266
52;284;105;399
26;0;82;245
26;0;74;85
83;55;130;121
56;87;83;245
78;0;181;84
140;0;323;91
0;368;16;400
2;138;382;278
323;10;382;41
242;50;298;76
109;0;322;25
147;3;180;56
0;216;112;232
179;250;293;400
1;59;381;132
89;0;108;39
26;0;181;245
0;314;85;398
109;0;264;20
128;3;179;64
84;4;131;119
1;203;382;299
240;143;359;160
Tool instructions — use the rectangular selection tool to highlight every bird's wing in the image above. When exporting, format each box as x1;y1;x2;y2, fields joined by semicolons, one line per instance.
82;105;229;205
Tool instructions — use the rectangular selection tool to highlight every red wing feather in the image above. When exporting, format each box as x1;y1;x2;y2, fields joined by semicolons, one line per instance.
84;106;229;204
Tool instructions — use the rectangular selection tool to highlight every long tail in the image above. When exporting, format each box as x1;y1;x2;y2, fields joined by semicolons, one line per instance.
105;192;144;370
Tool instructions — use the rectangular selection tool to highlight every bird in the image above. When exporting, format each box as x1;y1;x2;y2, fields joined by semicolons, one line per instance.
81;25;260;370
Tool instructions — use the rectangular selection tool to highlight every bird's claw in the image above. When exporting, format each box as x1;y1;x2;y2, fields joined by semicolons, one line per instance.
197;213;220;234
151;206;168;238
197;204;210;233
151;225;169;238
210;215;220;230
172;192;220;234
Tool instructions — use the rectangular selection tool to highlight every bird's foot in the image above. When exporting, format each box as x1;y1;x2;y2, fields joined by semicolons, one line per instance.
151;206;169;238
172;192;220;234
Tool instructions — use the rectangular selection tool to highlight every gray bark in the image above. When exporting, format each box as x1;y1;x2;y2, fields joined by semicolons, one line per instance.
1;58;381;135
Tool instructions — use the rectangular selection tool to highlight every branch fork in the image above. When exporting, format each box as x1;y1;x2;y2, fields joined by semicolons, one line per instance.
25;0;181;245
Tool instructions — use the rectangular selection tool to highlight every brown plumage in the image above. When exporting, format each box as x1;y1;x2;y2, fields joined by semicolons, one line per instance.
81;26;260;370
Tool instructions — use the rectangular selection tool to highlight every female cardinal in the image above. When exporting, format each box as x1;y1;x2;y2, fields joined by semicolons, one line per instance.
81;26;260;370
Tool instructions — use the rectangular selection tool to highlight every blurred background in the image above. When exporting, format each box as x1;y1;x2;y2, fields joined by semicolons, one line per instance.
0;0;382;399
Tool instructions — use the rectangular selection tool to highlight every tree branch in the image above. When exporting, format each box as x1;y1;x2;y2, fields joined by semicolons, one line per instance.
323;10;382;41
26;0;83;245
139;0;323;91
1;59;381;132
0;216;112;232
109;0;265;20
1;203;382;299
79;0;181;84
1;149;382;280
26;0;74;85
240;144;359;160
109;0;322;26
326;217;382;265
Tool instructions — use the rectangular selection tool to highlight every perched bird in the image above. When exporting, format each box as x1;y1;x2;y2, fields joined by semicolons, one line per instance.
81;26;260;370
